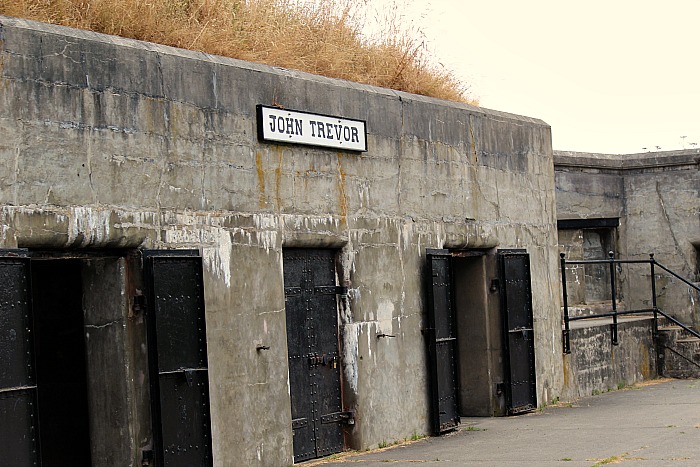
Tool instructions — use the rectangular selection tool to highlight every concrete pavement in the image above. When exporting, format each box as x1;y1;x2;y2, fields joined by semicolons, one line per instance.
312;378;700;466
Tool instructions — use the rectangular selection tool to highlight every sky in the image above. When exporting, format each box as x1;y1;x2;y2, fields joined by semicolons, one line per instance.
392;0;700;154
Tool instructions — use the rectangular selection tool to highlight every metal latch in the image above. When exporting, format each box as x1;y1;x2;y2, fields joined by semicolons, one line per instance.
314;285;348;295
320;410;355;425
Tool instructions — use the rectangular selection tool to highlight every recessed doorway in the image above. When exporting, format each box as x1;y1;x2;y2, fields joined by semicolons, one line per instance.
32;259;92;466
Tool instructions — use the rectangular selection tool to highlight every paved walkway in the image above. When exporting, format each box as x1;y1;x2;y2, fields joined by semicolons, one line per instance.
313;378;700;466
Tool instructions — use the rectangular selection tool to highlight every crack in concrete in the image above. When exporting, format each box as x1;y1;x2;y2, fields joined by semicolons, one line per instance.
85;319;121;329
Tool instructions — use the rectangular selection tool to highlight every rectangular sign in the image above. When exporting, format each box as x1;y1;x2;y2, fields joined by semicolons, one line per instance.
257;105;367;152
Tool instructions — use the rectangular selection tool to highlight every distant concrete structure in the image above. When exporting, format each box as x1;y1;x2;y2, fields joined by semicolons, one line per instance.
555;149;699;322
555;149;700;398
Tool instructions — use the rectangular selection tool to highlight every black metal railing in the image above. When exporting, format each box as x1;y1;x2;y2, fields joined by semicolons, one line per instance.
561;252;700;354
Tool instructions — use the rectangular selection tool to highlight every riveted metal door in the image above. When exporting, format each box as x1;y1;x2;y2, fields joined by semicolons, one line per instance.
425;249;460;434
0;252;40;466
283;249;343;463
144;251;213;467
498;250;537;414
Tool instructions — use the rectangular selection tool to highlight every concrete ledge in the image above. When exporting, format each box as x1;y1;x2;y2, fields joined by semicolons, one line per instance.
566;314;654;329
554;149;700;171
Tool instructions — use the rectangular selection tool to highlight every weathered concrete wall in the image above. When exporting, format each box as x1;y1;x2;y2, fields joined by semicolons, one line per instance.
555;153;625;221
0;17;561;465
561;317;657;400
621;154;700;325
555;150;700;325
80;256;152;465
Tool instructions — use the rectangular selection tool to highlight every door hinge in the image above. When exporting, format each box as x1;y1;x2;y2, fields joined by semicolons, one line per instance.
292;417;308;429
314;285;348;296
320;410;355;425
132;292;145;315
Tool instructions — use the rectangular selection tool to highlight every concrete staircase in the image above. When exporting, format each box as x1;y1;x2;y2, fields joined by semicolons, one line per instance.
657;323;700;378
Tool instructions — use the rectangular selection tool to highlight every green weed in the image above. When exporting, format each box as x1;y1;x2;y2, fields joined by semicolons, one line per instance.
465;426;486;432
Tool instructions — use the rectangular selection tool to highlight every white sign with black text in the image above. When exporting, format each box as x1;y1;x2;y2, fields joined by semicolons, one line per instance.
257;105;367;152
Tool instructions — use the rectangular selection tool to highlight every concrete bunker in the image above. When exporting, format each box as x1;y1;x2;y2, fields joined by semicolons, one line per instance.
0;16;563;465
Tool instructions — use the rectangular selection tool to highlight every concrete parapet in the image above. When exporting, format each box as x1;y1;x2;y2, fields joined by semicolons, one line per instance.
562;316;657;401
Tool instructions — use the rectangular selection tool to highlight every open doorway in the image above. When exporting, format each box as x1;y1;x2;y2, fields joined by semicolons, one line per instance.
451;250;505;417
32;259;92;466
0;253;145;466
1;250;213;466
425;248;537;425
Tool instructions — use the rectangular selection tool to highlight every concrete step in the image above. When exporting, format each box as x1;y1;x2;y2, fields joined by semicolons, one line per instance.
656;317;700;378
658;335;700;379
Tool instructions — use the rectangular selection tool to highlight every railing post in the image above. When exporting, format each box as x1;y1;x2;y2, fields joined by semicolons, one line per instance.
609;251;619;345
650;253;658;337
561;253;571;354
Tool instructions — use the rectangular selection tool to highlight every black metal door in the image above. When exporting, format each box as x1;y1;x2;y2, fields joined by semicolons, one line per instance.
425;249;460;434
144;251;213;467
0;252;40;466
498;250;537;414
283;249;343;463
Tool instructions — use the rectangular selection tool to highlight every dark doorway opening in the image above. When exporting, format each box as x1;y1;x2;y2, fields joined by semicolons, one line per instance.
32;259;93;467
451;250;504;417
427;248;537;420
2;249;211;465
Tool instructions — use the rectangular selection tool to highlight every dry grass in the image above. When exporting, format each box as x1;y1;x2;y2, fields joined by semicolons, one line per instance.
0;0;476;104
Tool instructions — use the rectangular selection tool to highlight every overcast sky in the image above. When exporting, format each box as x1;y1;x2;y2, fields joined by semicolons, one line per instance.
398;0;700;154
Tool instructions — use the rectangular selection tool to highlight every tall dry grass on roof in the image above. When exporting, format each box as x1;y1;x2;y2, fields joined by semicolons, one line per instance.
0;0;477;104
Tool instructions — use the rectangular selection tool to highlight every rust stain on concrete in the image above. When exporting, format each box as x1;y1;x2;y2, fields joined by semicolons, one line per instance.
255;151;266;209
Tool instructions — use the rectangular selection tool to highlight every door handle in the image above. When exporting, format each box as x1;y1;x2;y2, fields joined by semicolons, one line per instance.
308;354;338;368
308;354;325;366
